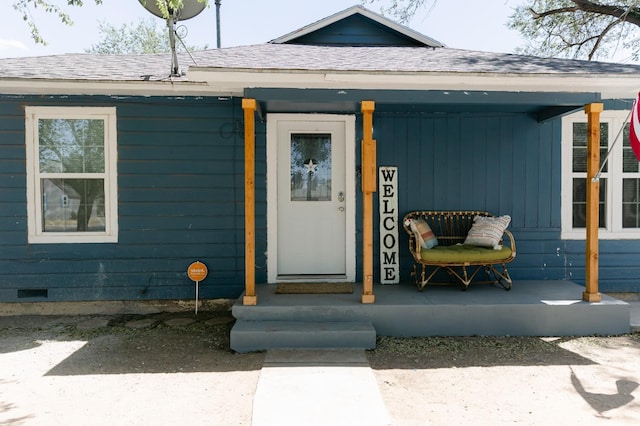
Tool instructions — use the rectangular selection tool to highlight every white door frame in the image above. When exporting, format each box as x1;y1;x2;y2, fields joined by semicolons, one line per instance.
266;113;356;283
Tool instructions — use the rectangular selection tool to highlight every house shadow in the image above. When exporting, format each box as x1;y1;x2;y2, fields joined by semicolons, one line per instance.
367;336;597;370
0;337;42;354
40;313;265;376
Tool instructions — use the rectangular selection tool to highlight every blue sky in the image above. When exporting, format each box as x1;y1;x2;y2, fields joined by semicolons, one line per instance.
2;0;527;58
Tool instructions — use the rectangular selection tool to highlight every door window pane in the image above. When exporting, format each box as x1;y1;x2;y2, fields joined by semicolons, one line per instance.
290;133;331;201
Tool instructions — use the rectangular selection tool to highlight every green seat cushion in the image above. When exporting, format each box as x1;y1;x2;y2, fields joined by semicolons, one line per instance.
420;244;512;263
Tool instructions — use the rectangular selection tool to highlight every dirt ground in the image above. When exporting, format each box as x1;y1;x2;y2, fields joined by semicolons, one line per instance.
369;334;640;424
1;309;639;425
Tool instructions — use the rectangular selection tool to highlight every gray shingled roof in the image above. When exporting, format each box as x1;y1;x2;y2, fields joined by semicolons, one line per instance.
191;44;640;74
0;52;185;82
1;44;640;83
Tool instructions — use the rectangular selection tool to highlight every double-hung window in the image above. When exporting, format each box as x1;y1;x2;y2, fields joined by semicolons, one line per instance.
561;109;640;239
25;107;118;243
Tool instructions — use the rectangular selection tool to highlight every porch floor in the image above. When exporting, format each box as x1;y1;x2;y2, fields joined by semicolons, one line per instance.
231;280;630;352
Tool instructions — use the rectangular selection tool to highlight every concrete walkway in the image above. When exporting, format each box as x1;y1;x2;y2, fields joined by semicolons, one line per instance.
253;350;391;426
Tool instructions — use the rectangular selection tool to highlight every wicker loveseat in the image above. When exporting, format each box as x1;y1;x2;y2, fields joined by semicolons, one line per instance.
402;211;516;291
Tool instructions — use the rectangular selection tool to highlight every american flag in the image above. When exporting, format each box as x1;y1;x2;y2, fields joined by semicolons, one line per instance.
630;91;640;162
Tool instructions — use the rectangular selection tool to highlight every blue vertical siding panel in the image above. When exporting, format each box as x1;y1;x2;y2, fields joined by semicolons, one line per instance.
459;115;474;206
485;118;501;210
549;119;563;228
469;115;487;209
420;117;436;208
431;116;448;209
524;121;541;228
498;115;515;216
510;117;528;228
445;116;462;209
536;121;552;227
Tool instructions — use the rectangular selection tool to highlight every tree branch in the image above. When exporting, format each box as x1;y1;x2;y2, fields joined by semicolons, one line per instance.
570;0;640;26
588;17;623;59
529;6;579;20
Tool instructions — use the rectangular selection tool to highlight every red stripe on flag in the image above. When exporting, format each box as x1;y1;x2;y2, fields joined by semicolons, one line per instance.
631;91;640;162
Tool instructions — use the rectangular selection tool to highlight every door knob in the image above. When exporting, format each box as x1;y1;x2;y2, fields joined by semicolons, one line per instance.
338;191;345;202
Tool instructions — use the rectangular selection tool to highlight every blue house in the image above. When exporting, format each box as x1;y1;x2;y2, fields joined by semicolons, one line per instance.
1;5;640;307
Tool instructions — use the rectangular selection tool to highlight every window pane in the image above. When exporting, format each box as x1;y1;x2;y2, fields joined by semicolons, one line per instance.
622;123;640;173
38;119;105;173
623;178;640;228
290;133;331;201
572;178;606;228
572;147;587;173
41;178;105;232
572;123;588;147
572;122;608;173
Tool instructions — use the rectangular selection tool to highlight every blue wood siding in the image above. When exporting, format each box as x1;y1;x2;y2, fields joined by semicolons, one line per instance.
2;97;638;303
0;95;266;302
289;15;424;46
371;110;639;292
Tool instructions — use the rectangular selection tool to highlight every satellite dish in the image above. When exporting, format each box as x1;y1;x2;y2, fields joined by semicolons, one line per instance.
138;0;206;76
138;0;206;21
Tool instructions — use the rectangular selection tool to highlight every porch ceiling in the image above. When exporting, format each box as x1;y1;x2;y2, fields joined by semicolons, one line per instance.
244;88;601;122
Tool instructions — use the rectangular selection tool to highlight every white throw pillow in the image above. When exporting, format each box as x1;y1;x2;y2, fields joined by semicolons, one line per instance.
464;215;511;249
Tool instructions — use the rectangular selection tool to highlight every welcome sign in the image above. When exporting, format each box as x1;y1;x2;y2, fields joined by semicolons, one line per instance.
379;166;399;284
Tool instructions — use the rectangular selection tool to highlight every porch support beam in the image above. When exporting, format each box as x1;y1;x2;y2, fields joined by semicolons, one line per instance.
242;98;257;305
361;100;376;304
583;102;603;303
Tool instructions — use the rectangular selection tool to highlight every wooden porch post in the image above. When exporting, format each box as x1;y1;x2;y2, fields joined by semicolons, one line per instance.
242;98;257;305
583;103;603;303
361;101;376;304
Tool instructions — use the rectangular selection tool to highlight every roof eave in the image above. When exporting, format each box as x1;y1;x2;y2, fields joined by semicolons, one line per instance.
0;78;231;97
2;69;637;100
187;68;640;99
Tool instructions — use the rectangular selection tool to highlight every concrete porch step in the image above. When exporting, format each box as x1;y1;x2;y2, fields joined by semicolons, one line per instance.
230;320;376;353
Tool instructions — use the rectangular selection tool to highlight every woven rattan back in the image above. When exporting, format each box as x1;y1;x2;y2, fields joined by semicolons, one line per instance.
403;211;494;246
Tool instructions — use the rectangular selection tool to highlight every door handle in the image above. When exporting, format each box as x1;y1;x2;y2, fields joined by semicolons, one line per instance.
338;191;345;202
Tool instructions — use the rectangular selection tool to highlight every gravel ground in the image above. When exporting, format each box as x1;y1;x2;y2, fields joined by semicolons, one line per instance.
1;310;639;425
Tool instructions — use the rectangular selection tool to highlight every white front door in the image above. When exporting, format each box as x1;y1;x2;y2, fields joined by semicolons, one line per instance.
267;114;355;282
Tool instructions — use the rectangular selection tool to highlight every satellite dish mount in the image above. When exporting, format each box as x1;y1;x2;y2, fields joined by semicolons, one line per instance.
138;0;206;77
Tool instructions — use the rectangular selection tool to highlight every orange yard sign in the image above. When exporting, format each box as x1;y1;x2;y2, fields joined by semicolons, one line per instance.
187;261;207;315
187;261;208;282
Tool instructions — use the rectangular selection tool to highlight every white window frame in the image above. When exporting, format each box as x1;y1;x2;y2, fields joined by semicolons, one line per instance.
561;109;639;239
25;106;118;243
